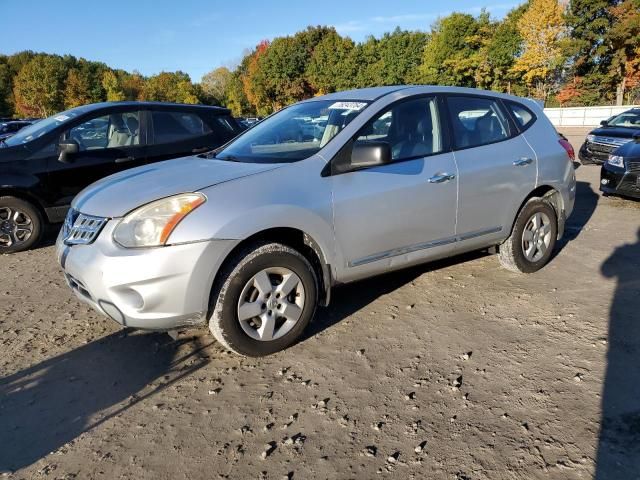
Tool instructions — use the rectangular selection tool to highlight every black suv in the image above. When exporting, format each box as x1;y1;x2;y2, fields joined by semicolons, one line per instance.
600;136;640;199
579;108;640;164
0;102;241;253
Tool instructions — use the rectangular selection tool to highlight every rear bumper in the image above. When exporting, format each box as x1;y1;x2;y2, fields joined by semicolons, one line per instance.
56;221;238;330
600;164;640;199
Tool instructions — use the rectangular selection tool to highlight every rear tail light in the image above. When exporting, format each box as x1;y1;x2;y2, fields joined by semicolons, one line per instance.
559;138;575;161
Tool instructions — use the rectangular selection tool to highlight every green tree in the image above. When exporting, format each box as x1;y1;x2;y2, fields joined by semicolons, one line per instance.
566;0;618;77
606;0;640;104
0;59;14;117
486;4;528;94
375;28;429;85
142;71;199;103
306;30;356;94
350;36;381;87
13;55;67;117
419;13;484;87
225;70;253;116
101;70;125;101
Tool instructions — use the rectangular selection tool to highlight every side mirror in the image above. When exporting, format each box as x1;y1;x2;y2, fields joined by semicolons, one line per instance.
351;141;392;168
58;139;79;163
600;120;609;126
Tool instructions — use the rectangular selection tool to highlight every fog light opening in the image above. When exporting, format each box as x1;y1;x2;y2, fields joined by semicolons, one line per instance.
601;179;610;185
118;288;145;310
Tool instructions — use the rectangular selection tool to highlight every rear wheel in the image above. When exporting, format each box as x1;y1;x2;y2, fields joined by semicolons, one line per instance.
498;198;557;273
209;242;318;357
0;196;43;254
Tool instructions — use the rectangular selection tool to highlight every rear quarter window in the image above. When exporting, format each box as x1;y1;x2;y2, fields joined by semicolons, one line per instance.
204;113;240;143
505;101;536;131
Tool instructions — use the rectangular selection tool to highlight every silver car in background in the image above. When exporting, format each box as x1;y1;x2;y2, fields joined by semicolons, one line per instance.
56;86;576;356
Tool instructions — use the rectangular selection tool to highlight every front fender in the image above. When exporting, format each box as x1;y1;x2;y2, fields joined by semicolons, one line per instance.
168;156;338;269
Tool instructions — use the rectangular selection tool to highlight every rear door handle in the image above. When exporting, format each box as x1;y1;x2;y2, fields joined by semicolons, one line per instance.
115;156;136;164
428;173;456;183
513;157;533;166
192;147;209;154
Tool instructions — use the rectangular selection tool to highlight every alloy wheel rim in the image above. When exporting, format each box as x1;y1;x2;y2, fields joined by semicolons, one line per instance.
0;206;34;248
521;211;552;262
236;267;305;341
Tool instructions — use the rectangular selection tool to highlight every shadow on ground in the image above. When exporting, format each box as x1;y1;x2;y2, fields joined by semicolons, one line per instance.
596;228;640;478
305;250;489;340
0;330;211;472
559;179;599;244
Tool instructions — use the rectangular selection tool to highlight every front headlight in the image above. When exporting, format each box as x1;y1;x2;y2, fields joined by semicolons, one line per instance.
113;193;206;248
607;155;625;168
586;134;595;143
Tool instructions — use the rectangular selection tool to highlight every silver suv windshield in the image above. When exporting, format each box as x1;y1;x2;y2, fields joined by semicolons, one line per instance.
2;106;89;148
215;100;369;163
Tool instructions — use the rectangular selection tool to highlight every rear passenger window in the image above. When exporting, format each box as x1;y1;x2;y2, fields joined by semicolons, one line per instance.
446;96;511;149
505;101;535;130
151;111;212;144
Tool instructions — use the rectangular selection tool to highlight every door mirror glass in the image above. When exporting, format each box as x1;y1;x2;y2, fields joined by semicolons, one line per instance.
58;139;79;163
351;141;391;168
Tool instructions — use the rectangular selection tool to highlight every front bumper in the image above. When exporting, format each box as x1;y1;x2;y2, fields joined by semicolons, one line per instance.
600;163;640;199
56;221;238;330
579;142;610;164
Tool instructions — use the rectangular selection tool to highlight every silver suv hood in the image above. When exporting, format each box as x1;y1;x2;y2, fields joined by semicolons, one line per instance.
72;156;280;217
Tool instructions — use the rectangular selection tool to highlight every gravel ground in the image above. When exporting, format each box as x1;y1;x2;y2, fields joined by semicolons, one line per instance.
1;129;639;480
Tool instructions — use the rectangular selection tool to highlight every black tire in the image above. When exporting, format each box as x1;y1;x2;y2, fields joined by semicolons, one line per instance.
209;242;318;357
498;198;558;273
0;196;43;254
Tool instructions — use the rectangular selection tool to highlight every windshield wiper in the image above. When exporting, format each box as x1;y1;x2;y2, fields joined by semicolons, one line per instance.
218;154;240;162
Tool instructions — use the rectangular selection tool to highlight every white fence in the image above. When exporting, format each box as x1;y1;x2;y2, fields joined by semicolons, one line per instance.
543;105;639;127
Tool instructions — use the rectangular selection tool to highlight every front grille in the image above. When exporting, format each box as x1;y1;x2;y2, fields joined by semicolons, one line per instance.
628;161;640;174
592;136;632;148
62;209;107;246
618;176;640;193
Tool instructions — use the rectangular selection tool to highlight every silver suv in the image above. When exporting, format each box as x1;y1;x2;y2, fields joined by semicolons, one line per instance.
56;86;576;356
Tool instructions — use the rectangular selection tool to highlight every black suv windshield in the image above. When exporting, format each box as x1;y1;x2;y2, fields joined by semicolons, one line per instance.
215;100;369;163
2;106;90;148
608;111;640;128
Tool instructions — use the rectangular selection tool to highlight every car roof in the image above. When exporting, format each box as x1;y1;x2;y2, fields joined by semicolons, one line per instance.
75;101;230;112
304;85;537;104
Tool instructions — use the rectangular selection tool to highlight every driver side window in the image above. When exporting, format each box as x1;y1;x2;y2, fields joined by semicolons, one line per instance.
355;97;443;162
66;111;141;152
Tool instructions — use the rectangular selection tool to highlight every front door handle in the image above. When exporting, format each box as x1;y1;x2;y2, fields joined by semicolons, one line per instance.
192;147;209;154
513;157;533;166
115;156;136;164
428;173;456;183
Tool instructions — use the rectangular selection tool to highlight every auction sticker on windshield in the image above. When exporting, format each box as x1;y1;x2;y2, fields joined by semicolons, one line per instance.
328;102;367;111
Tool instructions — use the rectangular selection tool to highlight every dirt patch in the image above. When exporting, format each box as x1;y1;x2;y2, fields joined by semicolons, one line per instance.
1;143;639;479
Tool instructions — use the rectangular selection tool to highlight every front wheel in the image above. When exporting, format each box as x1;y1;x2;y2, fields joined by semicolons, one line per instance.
0;196;43;254
498;198;558;273
209;242;318;357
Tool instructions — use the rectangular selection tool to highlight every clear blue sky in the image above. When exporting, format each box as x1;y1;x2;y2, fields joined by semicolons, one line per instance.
1;0;521;82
